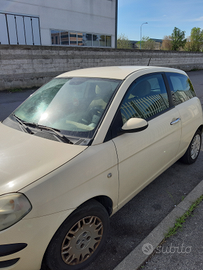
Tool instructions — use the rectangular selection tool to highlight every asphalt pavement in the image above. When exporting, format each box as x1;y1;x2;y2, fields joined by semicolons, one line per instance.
0;70;203;270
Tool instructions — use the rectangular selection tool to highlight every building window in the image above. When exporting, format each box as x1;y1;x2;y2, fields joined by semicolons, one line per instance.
51;30;60;45
78;33;83;46
70;32;77;45
0;12;41;45
106;36;111;47
51;29;111;48
99;35;106;47
61;31;69;45
84;33;93;46
93;34;100;47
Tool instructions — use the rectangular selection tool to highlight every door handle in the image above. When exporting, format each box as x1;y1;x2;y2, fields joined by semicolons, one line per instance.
170;118;181;125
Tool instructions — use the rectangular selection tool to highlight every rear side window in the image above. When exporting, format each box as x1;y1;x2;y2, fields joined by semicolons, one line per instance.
166;73;196;105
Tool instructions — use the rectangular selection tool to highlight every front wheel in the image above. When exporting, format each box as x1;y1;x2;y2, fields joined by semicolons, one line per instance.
44;200;109;270
180;130;202;164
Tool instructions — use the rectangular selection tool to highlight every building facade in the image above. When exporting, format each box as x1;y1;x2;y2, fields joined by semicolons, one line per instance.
0;0;117;48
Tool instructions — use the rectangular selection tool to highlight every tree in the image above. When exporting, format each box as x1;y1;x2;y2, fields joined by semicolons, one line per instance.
171;27;186;51
140;36;156;50
184;36;192;51
117;34;132;49
190;27;203;51
161;36;172;50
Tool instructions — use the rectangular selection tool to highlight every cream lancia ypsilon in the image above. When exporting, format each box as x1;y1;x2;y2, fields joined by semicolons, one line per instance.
0;66;202;270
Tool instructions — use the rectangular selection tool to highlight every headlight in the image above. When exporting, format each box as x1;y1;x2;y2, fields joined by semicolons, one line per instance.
0;193;32;231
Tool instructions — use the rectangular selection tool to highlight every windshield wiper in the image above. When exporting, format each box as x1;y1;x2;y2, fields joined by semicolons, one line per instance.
31;124;73;144
12;114;73;144
12;114;34;134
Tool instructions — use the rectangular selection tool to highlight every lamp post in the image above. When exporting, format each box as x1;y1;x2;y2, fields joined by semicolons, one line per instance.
140;22;148;49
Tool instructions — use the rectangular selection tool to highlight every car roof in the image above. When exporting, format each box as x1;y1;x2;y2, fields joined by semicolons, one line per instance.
57;66;186;80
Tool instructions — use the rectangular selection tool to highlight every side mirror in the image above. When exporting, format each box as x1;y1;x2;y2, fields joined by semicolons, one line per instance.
121;118;148;133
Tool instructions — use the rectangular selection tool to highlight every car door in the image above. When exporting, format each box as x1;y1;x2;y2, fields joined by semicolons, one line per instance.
166;72;203;156
111;73;182;209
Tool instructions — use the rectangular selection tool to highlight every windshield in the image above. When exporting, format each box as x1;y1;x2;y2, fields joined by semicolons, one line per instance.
13;77;121;139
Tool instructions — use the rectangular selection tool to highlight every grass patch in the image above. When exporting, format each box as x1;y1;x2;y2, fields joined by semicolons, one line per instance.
165;194;203;239
189;68;203;72
9;88;23;93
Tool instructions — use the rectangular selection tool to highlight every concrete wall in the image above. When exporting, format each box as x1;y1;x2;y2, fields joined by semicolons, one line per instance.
0;44;203;91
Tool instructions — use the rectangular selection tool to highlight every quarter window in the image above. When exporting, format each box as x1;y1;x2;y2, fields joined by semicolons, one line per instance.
166;73;196;105
120;74;170;123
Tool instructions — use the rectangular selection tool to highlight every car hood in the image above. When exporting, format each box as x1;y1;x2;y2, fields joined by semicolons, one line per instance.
0;123;87;194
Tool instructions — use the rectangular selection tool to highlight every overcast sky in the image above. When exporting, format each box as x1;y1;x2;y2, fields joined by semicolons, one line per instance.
118;0;203;41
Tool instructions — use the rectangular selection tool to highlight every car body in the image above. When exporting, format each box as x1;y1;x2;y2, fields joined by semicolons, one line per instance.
0;66;202;270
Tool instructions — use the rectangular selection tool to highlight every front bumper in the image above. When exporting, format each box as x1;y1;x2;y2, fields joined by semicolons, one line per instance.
0;244;27;268
0;244;27;257
0;209;72;270
0;258;19;268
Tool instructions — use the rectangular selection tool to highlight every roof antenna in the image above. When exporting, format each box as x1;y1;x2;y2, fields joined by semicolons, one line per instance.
147;57;151;66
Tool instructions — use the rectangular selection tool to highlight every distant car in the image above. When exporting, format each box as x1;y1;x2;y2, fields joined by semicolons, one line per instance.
0;66;202;270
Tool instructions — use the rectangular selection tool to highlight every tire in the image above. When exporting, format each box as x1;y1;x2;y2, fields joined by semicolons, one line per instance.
180;130;202;164
44;200;109;270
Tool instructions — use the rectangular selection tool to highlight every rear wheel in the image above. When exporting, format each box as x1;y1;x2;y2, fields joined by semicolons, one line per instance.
44;200;109;270
180;130;202;164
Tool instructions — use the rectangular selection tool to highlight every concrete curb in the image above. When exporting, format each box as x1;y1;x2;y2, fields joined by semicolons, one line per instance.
113;180;203;270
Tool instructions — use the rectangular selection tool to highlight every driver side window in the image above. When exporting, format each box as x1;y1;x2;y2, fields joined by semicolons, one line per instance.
120;73;170;124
